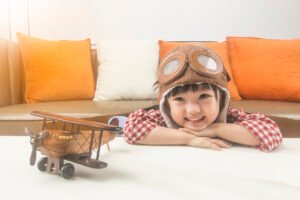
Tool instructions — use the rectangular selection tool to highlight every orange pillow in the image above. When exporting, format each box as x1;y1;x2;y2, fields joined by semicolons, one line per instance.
227;37;300;102
17;33;95;103
159;40;242;100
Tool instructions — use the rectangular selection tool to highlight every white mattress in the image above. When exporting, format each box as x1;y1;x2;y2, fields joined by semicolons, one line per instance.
1;136;299;200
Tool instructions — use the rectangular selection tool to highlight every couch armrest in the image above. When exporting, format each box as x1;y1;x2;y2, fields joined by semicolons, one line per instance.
0;38;24;108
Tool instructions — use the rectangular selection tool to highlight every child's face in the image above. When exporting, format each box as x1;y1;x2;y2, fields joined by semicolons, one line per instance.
167;88;220;131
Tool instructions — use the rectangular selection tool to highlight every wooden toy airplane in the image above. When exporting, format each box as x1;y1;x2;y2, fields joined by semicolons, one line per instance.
25;111;122;179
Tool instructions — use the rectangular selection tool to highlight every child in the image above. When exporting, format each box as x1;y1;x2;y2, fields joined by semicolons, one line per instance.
123;45;282;152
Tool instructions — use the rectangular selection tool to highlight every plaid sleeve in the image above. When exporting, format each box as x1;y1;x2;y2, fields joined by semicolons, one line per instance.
123;109;166;144
228;107;283;152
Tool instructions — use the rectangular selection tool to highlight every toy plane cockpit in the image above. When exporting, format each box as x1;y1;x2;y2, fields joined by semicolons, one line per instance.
25;111;123;179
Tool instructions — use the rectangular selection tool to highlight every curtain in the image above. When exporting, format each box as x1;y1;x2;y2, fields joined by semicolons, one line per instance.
0;38;24;107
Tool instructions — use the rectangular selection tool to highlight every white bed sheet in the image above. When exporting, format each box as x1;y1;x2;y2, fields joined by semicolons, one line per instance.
0;136;299;200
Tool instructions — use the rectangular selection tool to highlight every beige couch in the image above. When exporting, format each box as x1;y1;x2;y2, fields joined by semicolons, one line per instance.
0;38;299;137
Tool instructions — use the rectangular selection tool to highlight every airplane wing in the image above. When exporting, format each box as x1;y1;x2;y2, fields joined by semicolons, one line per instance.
31;110;121;132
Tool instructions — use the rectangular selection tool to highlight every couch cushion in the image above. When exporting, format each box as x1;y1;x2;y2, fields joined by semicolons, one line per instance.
17;33;95;103
0;100;158;135
94;40;159;100
0;38;100;107
227;36;300;102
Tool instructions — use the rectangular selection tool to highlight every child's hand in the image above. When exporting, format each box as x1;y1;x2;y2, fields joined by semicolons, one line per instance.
187;137;231;150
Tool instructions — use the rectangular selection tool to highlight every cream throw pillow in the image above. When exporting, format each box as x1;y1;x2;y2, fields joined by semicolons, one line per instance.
94;40;159;100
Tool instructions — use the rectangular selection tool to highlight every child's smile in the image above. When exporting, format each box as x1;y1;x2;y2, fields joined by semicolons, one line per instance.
184;116;206;130
167;88;220;131
184;116;205;124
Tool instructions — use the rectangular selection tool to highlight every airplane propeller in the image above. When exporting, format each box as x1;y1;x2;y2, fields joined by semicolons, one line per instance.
24;127;49;166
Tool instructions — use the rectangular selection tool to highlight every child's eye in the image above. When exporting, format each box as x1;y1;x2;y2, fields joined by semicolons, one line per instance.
174;97;185;102
199;94;210;99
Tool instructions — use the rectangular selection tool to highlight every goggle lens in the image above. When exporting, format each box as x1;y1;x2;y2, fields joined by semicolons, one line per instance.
163;59;180;75
196;55;218;71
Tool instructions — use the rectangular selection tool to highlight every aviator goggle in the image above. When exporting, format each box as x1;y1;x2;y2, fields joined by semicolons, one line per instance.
159;46;225;84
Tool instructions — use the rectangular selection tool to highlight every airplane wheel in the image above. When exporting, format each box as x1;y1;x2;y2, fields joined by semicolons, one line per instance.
37;157;48;172
61;163;75;179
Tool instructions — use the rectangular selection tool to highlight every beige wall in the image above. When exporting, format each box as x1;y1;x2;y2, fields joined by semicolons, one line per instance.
0;0;10;39
27;0;93;40
4;0;300;41
91;0;300;41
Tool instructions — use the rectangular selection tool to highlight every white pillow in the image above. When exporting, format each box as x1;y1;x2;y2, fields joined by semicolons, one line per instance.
93;40;159;100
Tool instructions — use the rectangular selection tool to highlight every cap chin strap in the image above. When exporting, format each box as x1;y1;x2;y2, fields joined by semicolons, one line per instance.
159;84;230;129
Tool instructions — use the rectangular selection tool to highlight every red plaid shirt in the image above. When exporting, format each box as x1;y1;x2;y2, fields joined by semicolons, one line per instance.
123;107;283;152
